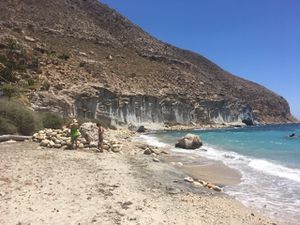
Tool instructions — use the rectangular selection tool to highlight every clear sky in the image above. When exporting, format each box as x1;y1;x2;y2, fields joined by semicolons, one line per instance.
101;0;300;120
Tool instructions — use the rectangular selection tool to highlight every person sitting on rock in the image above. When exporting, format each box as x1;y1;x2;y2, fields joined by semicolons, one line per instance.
97;123;105;152
70;119;80;149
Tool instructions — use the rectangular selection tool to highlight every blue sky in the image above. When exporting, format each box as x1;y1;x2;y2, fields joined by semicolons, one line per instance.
101;0;300;120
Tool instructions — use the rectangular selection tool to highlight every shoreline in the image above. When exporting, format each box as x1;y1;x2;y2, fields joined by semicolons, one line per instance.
134;129;296;225
0;129;282;225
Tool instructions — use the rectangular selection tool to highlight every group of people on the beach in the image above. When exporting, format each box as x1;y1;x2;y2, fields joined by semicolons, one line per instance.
69;119;105;151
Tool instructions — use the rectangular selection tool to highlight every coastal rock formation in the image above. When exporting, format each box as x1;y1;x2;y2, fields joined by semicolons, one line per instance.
0;0;297;126
175;134;203;149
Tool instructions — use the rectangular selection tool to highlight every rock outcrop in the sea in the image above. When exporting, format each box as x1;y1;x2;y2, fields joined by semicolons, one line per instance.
175;134;203;149
0;0;297;126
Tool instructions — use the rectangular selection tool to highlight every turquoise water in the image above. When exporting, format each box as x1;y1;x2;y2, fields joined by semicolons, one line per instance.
140;124;300;224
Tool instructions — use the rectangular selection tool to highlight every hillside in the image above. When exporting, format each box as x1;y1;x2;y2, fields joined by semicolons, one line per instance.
0;0;297;126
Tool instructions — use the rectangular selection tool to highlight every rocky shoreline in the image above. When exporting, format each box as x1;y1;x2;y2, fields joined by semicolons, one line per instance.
0;127;283;225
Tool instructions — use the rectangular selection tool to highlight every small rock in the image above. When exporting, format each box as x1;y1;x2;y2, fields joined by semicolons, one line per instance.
103;144;110;150
24;36;35;42
184;177;194;183
54;144;62;148
143;148;152;155
78;143;84;149
54;139;61;144
176;162;183;167
40;139;50;147
213;185;222;192
198;180;208;186
152;158;160;162
111;144;121;153
160;150;169;154
49;141;55;148
193;181;203;187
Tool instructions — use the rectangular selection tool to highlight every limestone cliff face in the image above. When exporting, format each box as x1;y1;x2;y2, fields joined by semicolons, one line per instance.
0;0;297;126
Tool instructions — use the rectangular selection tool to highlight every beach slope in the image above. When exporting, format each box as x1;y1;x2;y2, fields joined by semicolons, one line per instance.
0;140;280;225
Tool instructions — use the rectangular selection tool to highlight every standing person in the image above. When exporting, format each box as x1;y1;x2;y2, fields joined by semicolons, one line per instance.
70;119;80;150
97;123;105;152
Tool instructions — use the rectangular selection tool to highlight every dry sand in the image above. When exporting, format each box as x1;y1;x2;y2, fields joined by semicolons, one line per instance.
0;131;281;225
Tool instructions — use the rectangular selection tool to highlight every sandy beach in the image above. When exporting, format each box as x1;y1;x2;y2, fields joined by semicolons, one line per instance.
0;129;281;225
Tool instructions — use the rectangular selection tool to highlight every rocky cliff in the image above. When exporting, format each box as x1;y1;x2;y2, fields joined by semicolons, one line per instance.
0;0;297;126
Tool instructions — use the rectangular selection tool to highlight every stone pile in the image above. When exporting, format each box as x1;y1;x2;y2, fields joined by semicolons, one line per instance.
32;128;77;149
32;124;122;152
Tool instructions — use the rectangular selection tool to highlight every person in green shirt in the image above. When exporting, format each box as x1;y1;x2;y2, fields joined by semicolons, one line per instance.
70;119;80;150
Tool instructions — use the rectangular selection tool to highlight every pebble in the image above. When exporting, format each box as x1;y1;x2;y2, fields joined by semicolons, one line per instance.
184;177;194;183
152;158;160;162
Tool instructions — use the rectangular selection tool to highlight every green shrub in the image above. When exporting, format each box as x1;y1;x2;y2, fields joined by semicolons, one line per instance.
0;100;36;135
0;117;17;135
42;112;64;129
6;37;22;51
27;78;35;86
58;53;70;60
0;83;18;98
0;66;17;83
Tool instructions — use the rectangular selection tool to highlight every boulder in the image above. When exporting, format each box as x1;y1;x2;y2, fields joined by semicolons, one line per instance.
136;126;146;133
242;118;254;126
175;133;202;149
79;122;98;144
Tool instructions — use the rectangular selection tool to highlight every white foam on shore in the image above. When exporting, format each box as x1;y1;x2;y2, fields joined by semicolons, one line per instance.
249;159;300;183
194;144;300;224
135;134;170;148
198;144;300;183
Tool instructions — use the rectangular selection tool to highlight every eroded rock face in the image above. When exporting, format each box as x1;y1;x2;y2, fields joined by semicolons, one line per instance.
175;134;202;149
31;85;260;127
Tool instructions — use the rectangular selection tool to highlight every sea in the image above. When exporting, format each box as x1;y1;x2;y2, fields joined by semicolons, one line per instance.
139;124;300;224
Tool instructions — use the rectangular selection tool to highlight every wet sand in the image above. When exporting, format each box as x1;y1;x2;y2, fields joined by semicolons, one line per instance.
164;153;241;186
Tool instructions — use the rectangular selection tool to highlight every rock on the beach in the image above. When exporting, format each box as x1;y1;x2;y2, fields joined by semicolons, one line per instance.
79;122;98;144
213;185;222;192
111;144;121;153
143;148;152;155
184;177;194;183
198;180;208;187
152;157;160;162
193;181;203;187
175;133;202;149
40;139;50;147
136;126;146;133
